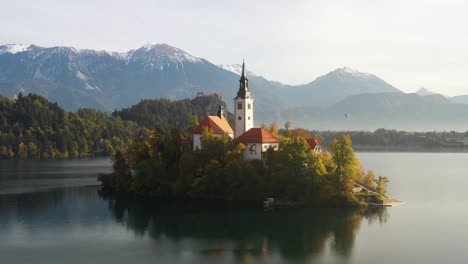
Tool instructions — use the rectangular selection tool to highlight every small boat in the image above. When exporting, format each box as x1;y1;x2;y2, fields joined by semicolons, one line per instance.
263;197;275;210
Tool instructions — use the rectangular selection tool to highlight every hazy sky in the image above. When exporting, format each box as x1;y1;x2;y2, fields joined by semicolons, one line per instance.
1;0;468;95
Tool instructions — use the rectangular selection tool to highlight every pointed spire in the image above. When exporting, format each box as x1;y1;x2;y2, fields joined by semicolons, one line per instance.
236;60;250;99
241;59;246;79
217;102;224;118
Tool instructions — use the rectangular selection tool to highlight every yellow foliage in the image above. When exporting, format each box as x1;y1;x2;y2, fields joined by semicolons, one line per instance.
290;128;312;140
226;142;246;162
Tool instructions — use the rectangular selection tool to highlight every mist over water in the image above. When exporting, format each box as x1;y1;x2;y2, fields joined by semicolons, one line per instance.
0;158;111;194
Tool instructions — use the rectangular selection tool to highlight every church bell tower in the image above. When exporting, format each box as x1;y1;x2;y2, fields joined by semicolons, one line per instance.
234;60;254;138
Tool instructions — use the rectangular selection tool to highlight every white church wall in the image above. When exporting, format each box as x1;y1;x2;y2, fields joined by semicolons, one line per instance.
234;98;254;138
243;142;279;160
193;134;202;151
243;143;262;160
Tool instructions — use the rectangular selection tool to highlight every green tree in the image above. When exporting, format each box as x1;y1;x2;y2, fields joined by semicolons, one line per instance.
376;176;389;196
283;121;292;137
269;137;310;201
112;150;132;193
363;170;376;189
174;152;196;198
329;135;363;181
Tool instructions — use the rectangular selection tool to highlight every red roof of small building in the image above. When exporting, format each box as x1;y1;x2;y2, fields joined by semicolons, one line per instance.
192;116;234;135
180;135;190;143
237;128;281;143
306;138;320;151
196;92;220;97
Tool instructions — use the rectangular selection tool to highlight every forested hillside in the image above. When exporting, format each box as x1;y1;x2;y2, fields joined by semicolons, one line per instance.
0;93;236;159
113;96;234;130
0;93;146;159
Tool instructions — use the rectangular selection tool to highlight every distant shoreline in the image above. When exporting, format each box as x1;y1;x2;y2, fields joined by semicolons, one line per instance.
354;145;468;153
2;148;468;161
2;147;468;161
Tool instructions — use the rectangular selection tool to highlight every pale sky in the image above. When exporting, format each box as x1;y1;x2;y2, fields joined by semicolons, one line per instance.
1;0;468;96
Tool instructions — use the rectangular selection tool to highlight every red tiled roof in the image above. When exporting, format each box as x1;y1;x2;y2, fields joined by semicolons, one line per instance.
237;128;281;143
192;116;234;135
306;138;320;151
196;92;220;97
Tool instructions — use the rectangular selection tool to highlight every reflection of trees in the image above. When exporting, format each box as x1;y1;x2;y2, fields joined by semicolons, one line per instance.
0;190;65;222
0;186;102;231
106;197;388;262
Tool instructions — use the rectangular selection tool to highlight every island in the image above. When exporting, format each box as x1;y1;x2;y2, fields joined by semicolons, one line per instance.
99;62;396;208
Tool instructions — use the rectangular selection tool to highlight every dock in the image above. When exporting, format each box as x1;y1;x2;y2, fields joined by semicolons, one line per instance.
353;180;405;207
368;198;406;207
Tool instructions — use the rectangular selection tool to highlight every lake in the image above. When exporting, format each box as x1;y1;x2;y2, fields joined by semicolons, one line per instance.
1;153;468;264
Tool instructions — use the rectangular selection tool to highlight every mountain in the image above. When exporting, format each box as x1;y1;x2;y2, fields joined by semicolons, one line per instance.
283;67;401;107
416;87;435;96
0;44;295;123
416;87;450;99
0;43;243;111
2;44;402;125
219;64;255;76
2;43;468;131
278;92;468;131
450;95;468;104
220;64;403;122
0;44;32;54
220;65;401;108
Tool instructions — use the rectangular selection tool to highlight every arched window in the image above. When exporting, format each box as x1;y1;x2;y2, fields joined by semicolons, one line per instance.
238;116;242;120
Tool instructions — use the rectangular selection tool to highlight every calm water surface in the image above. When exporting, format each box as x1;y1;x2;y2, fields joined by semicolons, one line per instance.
1;153;468;264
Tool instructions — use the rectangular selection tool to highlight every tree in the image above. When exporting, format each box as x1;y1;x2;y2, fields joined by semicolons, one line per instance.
363;170;376;188
328;135;364;200
17;142;28;159
283;121;292;137
199;126;234;165
290;128;312;140
329;135;363;181
376;176;389;196
174;152;196;198
112;150;132;193
269;137;310;201
190;159;226;199
103;139;115;155
269;122;279;137
27;142;39;159
0;93;145;160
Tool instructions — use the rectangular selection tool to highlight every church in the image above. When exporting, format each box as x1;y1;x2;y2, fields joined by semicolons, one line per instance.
192;61;280;160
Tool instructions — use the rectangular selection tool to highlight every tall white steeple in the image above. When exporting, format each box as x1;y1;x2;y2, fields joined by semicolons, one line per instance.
234;60;254;138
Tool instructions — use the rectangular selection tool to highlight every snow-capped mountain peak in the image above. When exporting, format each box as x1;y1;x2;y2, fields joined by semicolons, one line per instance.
0;43;204;65
219;64;243;75
218;64;256;76
336;67;372;79
0;44;32;55
416;87;435;96
416;87;449;98
131;43;203;64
